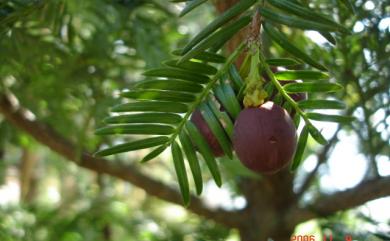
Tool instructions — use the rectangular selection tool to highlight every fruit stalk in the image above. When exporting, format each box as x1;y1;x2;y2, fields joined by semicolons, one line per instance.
243;45;268;108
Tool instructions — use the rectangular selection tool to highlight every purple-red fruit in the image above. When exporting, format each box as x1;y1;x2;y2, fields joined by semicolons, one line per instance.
191;109;224;157
233;102;297;174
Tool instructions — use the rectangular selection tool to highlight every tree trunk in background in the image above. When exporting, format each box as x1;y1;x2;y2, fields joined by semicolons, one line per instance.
19;148;39;203
213;2;296;240
60;170;78;206
97;175;112;241
0;147;5;185
214;0;248;67
237;170;296;241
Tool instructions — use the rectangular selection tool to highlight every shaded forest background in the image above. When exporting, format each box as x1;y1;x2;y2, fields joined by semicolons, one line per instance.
0;0;389;240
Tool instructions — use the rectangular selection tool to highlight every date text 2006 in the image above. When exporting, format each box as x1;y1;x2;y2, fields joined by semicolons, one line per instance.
291;234;353;241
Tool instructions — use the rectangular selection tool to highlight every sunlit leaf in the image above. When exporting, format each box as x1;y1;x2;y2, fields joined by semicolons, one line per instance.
275;70;329;81
284;82;343;93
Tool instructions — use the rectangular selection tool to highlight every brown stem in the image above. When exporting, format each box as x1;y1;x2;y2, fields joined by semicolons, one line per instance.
247;9;262;47
0;92;243;228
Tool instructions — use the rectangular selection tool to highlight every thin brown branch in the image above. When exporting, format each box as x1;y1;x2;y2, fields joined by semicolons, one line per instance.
0;92;242;228
286;176;390;227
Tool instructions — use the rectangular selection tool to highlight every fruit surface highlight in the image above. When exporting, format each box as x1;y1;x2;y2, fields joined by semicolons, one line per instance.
233;101;297;174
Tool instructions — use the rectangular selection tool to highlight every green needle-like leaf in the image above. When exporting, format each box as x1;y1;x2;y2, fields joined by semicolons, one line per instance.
228;65;244;91
200;102;232;158
222;83;242;116
263;23;327;71
135;79;204;93
275;70;329;81
143;67;210;84
172;141;190;205
267;0;349;33
164;60;217;75
186;122;222;187
307;124;328;145
214;85;241;119
111;101;188;113
338;0;356;14
320;32;337;45
94;136;169;157
172;49;226;63
298;100;346;110
284;82;343;93
179;131;203;195
207;99;234;140
95;124;174;135
179;0;207;17
291;125;309;171
180;16;251;63
141;145;168;163
266;58;301;66
121;90;196;103
306;113;355;123
259;8;346;33
182;0;256;54
293;113;301;128
103;113;183;125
